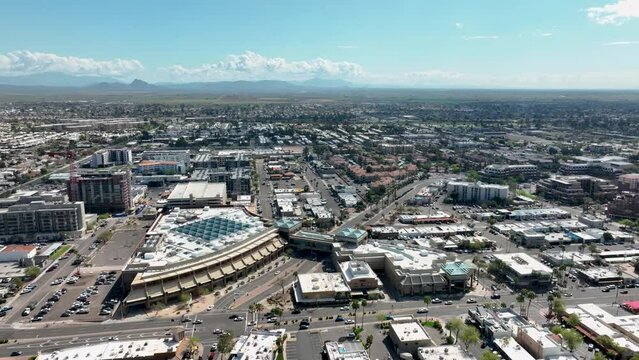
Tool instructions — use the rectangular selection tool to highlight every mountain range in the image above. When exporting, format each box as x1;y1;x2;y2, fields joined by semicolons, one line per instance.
0;72;355;94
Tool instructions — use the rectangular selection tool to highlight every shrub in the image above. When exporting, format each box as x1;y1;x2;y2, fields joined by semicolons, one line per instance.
446;335;455;345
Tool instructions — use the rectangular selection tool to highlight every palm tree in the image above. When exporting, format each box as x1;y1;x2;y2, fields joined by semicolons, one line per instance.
351;300;360;328
360;300;368;329
423;295;432;308
524;289;537;318
516;293;526;316
254;303;264;323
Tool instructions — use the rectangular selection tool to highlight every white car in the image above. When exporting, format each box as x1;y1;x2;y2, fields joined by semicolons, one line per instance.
233;316;245;322
344;319;355;324
206;305;214;311
247;321;256;326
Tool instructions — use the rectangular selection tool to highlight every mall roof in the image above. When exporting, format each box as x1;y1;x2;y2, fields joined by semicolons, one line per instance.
440;261;474;277
335;228;367;239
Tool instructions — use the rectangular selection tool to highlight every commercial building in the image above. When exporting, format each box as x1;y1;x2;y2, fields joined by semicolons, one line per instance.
192;152;250;169
398;212;456;224
166;182;227;208
337;192;359;207
559;156;632;177
0;190;65;208
539;251;595;268
123;207;284;309
37;336;183;360
229;329;285;360
516;326;563;359
293;272;351;304
334;228;368;245
538;175;618;205
333;243;477;296
388;317;433;357
192;168;252;197
492;253;552;289
481;164;539;179
566;303;639;355
90;148;133;168
0;244;36;262
288;230;337;253
417;346;476;360
68;170;132;213
607;193;639;220
324;340;370;360
507;208;570;221
339;260;381;291
446;181;509;204
0;201;85;242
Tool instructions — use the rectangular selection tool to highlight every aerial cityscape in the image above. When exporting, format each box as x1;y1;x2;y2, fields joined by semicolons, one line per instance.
1;1;639;360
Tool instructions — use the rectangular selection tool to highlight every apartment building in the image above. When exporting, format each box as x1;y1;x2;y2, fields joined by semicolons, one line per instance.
68;170;132;213
446;181;509;204
0;201;85;242
193;168;251;197
135;160;182;175
90;148;132;168
140;150;191;171
192;153;250;169
619;173;639;192
538;175;618;205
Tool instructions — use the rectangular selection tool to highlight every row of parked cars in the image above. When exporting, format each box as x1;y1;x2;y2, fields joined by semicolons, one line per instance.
62;285;99;317
27;288;68;321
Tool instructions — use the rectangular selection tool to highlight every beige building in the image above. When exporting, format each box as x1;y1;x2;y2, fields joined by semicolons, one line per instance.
388;317;433;357
293;272;351;304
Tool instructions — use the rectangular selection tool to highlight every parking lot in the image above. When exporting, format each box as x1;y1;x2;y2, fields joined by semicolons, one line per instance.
91;226;147;268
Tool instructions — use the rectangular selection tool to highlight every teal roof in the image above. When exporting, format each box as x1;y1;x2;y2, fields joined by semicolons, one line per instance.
440;261;473;276
174;217;250;242
336;227;367;239
275;218;301;229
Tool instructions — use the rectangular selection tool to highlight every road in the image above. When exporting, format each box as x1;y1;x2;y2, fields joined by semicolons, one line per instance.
303;165;342;217
255;158;274;220
1;218;118;324
0;284;629;357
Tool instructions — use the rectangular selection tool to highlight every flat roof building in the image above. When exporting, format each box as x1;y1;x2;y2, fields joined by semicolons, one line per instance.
68;170;132;213
0;201;85;243
339;260;381;291
447;181;509;204
493;253;552;289
324;340;370;360
417;345;477;360
230;329;285;360
167;181;227;208
388;318;433;357
294;272;351;304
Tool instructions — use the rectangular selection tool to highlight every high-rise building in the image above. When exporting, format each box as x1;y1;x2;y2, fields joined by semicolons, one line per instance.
89;149;132;168
68;170;132;213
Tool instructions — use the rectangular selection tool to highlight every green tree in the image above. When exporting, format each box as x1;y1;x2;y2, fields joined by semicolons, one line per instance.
516;293;526;316
217;332;235;360
459;325;480;350
561;329;583;352
271;307;284;317
594;352;607;360
524;289;537;318
566;313;581;327
467;170;480;182
423;295;432;308
602;232;614;244
24;266;42;279
446;318;464;343
481;350;501;360
619;219;635;229
179;292;191;307
364;334;374;350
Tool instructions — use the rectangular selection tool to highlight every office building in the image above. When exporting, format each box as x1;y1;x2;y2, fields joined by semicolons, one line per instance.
481;164;539;179
446;181;509;203
136;160;182;175
229;329;285;360
68;170;132;213
293;272;351;304
0;201;85;242
619;173;639;192
607;193;639;220
538;175;618;205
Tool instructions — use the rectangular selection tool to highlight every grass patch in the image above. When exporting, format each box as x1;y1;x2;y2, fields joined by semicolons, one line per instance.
50;245;71;260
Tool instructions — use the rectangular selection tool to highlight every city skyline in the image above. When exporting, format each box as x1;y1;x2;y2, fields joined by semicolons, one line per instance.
1;0;639;88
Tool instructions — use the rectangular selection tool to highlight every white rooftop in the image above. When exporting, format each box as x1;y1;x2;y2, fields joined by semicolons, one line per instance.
297;273;350;294
38;338;180;360
339;261;380;283
493;253;552;276
417;345;476;360
390;321;430;343
230;329;285;360
352;243;448;272
168;181;226;200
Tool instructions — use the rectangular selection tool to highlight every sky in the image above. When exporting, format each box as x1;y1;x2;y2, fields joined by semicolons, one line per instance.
1;0;639;88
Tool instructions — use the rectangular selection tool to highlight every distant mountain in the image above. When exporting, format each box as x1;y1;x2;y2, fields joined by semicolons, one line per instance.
164;80;302;93
0;72;119;87
85;79;160;92
294;78;353;88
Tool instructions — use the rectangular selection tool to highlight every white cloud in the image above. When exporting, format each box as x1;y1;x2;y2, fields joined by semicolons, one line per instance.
462;35;499;40
336;45;358;49
538;32;553;37
454;22;463;29
0;50;143;77
165;51;364;81
587;0;639;25
405;70;463;83
605;40;639;45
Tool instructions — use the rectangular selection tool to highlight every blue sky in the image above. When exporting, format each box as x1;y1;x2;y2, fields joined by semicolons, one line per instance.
1;0;639;88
